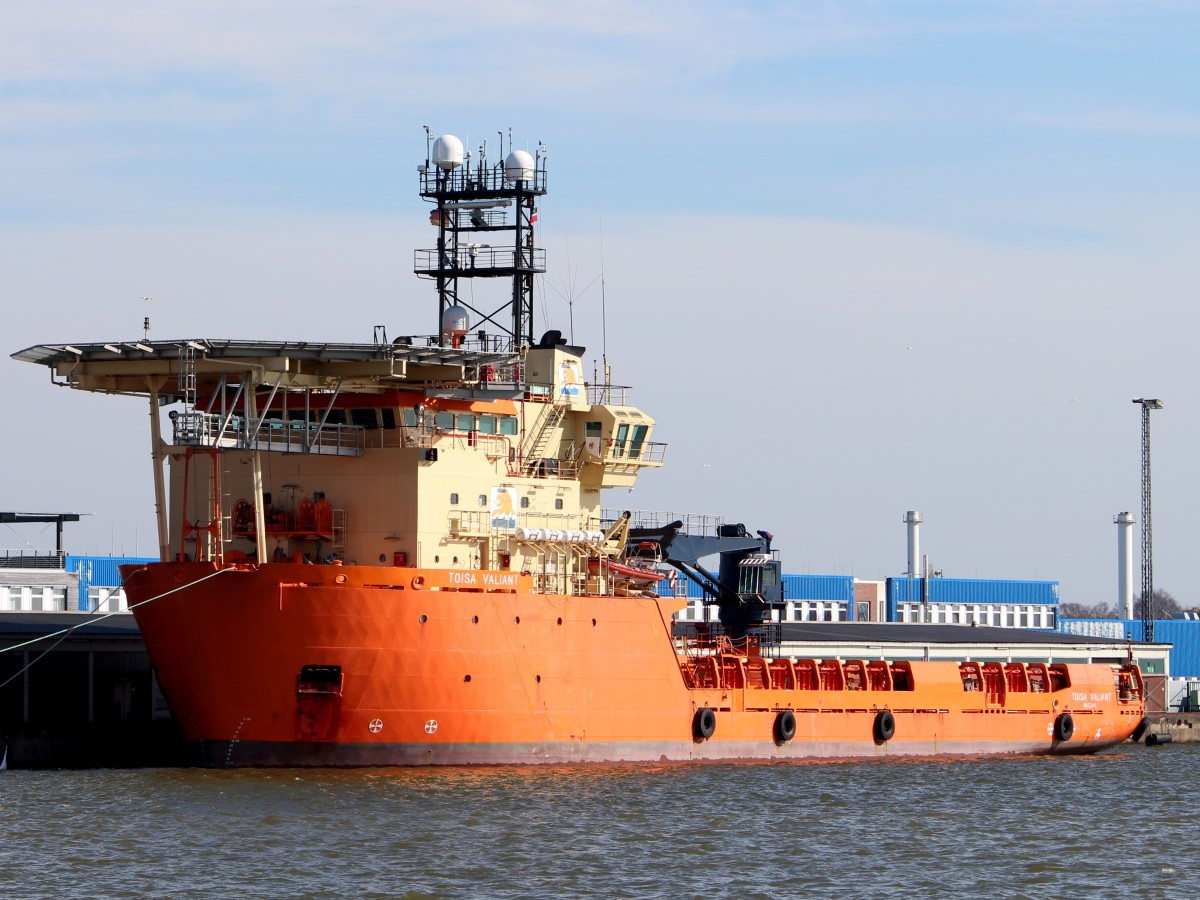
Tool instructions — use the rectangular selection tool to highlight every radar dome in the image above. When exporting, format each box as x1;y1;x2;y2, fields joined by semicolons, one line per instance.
432;134;464;171
442;304;470;334
505;149;535;183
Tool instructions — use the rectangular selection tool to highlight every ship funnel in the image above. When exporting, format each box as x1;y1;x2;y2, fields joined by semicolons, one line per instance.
433;134;464;171
1115;511;1136;619
904;510;922;577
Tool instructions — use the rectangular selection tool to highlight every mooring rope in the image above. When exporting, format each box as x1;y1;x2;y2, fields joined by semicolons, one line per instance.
0;566;234;690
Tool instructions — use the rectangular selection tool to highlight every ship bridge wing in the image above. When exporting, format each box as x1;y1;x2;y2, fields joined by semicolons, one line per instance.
12;339;517;401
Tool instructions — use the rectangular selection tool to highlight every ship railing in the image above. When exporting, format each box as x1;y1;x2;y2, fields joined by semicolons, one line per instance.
452;510;603;540
522;451;584;480
602;510;727;537
172;411;365;457
414;246;547;276
383;332;519;356
529;570;601;598
419;161;548;196
606;441;667;465
586;383;632;406
517;511;603;532
0;549;66;570
674;627;773;660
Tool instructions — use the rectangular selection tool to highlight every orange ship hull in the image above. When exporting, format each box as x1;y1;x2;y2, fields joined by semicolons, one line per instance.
123;562;1146;767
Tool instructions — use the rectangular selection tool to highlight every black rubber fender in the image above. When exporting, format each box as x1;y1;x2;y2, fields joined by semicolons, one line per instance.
1131;717;1149;743
693;706;716;740
1054;712;1075;742
874;709;896;742
774;709;796;744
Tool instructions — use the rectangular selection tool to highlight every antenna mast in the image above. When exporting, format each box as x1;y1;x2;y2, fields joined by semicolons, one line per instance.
599;212;611;402
416;131;547;349
1133;397;1162;642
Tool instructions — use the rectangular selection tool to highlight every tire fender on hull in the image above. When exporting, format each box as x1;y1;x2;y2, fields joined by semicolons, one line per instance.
1131;717;1149;743
774;709;796;744
693;707;716;741
1053;712;1075;742
874;709;896;743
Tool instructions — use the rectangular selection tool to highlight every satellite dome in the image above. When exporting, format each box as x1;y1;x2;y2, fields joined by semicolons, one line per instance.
433;134;464;171
505;149;535;183
441;304;470;335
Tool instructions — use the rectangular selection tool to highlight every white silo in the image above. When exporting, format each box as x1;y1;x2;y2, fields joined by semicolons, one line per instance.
1115;511;1136;619
904;511;922;577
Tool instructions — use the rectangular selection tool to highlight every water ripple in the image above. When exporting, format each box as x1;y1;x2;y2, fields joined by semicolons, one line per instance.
1;747;1198;898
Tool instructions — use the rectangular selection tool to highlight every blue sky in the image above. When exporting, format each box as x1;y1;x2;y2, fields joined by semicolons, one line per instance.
3;1;1199;607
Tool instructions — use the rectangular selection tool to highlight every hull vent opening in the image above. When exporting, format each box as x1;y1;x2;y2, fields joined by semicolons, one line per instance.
298;665;344;696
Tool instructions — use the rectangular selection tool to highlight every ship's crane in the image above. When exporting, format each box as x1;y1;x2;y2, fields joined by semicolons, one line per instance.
1133;398;1162;642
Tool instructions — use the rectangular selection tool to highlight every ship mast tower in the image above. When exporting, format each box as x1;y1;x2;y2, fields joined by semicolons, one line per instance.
416;131;548;350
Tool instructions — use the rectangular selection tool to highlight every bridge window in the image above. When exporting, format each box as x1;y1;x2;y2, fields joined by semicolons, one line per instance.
499;417;518;436
478;415;497;434
350;408;379;430
629;424;648;459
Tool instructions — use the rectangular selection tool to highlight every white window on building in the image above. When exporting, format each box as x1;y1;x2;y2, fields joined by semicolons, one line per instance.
49;587;67;611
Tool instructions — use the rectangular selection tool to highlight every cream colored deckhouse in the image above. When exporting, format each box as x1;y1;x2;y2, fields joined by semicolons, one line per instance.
14;335;665;594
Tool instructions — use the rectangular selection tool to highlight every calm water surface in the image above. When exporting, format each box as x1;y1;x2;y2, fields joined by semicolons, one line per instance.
2;745;1199;899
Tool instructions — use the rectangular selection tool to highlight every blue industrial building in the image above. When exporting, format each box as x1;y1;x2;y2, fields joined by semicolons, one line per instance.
675;573;1060;629
66;555;158;612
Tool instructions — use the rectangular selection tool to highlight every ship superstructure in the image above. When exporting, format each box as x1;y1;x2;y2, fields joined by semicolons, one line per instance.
12;132;1146;765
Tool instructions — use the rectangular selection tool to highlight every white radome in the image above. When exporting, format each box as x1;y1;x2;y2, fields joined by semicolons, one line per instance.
504;149;534;182
433;134;464;170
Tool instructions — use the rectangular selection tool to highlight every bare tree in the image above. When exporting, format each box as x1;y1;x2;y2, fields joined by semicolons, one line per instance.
1058;600;1119;620
1135;589;1180;620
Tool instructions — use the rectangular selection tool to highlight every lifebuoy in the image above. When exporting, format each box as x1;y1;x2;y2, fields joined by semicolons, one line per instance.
693;707;716;740
774;709;796;744
1054;712;1075;742
1131;717;1149;743
874;709;896;742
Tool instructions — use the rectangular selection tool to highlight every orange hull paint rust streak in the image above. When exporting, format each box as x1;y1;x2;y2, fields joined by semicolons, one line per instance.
122;562;1145;766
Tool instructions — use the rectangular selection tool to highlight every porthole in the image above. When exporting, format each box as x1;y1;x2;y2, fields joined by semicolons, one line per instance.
463;674;472;683
514;616;520;625
535;675;541;684
520;496;530;508
555;498;563;510
450;492;459;505
419;614;427;623
557;617;563;625
591;618;597;627
472;615;479;624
